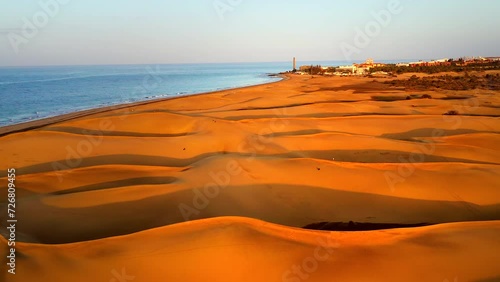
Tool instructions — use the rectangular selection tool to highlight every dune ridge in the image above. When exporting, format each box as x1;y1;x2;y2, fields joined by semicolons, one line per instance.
2;217;500;282
1;73;499;281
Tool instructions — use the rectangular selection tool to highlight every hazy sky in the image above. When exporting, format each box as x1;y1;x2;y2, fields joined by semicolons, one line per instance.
1;0;499;66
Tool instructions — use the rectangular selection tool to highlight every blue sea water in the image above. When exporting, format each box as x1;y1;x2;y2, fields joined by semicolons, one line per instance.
0;62;288;127
0;60;406;127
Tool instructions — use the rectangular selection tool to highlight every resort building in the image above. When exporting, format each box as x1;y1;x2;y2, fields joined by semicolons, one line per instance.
408;59;451;67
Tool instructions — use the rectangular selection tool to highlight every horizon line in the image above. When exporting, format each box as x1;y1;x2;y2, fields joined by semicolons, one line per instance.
0;58;433;68
1;55;497;68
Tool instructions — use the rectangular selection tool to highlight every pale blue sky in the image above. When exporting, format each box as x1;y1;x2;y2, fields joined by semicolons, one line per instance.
0;0;499;66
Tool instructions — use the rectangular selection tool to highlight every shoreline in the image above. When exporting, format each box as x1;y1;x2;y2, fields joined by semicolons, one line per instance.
0;74;287;136
1;70;499;281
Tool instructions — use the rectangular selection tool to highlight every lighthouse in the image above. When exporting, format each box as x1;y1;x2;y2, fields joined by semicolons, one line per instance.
293;57;296;71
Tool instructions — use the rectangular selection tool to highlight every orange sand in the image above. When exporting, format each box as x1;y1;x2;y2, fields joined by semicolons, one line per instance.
0;73;499;281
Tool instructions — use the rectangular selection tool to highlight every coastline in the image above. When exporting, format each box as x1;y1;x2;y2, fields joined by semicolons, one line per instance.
0;74;287;136
1;71;499;281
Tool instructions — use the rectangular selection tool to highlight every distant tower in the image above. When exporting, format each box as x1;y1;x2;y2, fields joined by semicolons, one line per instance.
293;57;296;71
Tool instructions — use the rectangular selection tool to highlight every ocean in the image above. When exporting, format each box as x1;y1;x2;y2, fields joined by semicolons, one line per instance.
0;60;406;127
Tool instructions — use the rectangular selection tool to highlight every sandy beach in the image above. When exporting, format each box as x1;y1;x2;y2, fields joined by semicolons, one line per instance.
1;73;500;281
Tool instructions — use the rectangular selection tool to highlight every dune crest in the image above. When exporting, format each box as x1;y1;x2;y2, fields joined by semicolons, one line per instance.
2;217;500;282
1;73;499;281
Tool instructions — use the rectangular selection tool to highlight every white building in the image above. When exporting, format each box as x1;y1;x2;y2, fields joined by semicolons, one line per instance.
337;65;356;73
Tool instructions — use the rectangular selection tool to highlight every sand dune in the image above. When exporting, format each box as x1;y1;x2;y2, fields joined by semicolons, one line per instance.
2;217;500;282
1;74;499;280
